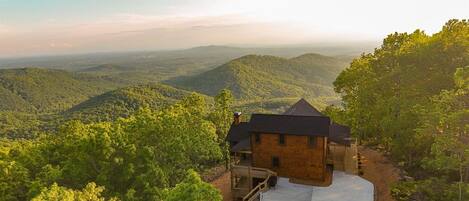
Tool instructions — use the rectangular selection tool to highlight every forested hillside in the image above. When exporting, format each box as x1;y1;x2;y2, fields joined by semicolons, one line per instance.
78;64;138;74
327;19;469;200
167;54;347;99
0;68;125;113
64;84;195;122
77;64;167;85
0;53;342;139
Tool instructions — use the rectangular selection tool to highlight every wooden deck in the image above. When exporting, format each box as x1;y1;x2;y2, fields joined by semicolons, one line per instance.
231;165;277;201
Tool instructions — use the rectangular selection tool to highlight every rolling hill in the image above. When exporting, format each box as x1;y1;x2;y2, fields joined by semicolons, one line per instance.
0;68;125;113
78;64;138;74
0;45;367;70
166;54;348;99
63;83;195;122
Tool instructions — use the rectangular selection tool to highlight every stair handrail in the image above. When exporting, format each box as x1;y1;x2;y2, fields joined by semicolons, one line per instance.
242;168;276;201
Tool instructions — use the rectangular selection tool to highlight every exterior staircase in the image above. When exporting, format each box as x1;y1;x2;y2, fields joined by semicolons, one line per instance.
231;165;277;201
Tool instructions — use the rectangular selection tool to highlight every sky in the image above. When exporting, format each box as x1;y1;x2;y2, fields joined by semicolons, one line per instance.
0;0;468;57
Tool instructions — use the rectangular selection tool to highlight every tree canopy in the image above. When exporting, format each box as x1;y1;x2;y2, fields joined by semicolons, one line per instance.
0;92;227;201
333;19;469;200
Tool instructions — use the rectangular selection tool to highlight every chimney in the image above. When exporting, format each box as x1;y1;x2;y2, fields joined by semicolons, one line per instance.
233;112;242;125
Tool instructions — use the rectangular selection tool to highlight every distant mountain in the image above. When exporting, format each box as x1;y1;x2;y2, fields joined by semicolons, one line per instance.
0;45;364;81
63;83;194;122
166;54;348;99
0;68;124;113
288;53;348;84
79;64;138;73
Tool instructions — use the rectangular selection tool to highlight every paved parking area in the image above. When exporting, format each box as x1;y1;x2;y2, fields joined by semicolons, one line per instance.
261;171;374;201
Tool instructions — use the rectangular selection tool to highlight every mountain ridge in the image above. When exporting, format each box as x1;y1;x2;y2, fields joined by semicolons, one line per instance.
63;83;196;122
0;68;125;113
166;53;347;99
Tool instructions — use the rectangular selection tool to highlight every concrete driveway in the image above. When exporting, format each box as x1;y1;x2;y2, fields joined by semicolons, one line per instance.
261;171;374;201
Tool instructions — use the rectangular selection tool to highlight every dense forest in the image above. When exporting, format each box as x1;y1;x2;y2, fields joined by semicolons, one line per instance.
0;91;233;201
0;68;126;113
63;84;195;123
327;19;469;200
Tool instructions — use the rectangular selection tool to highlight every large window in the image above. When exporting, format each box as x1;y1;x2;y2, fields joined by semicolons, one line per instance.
255;133;261;144
279;134;285;145
272;156;280;168
308;136;316;148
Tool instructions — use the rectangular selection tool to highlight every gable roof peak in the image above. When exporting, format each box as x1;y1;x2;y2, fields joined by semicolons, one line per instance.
282;98;323;116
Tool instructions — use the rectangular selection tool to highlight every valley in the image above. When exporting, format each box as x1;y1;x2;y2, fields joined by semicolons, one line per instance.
0;48;349;138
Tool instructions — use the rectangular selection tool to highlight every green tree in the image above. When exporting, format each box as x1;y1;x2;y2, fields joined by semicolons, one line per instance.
163;169;222;201
0;95;223;201
209;89;234;169
335;20;469;164
322;105;348;126
0;160;30;201
211;89;234;142
333;20;469;200
423;67;469;201
32;182;117;201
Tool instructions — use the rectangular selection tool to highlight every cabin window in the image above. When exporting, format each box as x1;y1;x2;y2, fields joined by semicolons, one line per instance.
279;134;285;145
255;133;261;144
308;136;316;148
272;156;280;168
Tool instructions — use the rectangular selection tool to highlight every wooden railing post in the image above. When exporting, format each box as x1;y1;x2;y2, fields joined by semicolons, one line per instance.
248;166;252;190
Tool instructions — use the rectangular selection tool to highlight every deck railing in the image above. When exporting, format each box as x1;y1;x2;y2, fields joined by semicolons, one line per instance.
237;166;276;201
242;174;272;201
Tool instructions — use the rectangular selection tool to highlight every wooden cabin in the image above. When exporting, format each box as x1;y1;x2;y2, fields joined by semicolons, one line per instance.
227;99;358;200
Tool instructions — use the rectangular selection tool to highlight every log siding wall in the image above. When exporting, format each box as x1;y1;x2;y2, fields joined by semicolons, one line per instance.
251;133;327;181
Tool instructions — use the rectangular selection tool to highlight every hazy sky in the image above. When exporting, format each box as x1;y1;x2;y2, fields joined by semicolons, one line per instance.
0;0;468;57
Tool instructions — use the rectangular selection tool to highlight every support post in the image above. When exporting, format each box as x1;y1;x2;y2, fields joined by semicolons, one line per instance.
248;166;252;190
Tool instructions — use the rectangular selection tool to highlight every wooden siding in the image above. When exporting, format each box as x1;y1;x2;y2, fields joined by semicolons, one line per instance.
251;133;327;182
328;142;359;174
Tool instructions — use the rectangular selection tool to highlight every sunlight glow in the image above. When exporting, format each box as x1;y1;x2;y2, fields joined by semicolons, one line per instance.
0;0;468;56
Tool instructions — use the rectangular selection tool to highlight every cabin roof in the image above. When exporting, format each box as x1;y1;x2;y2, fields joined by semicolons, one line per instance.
330;123;352;145
282;98;323;116
226;122;250;142
226;99;352;149
231;138;251;152
249;114;330;136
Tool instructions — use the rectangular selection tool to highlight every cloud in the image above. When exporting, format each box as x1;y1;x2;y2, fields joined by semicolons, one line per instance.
0;12;370;57
48;42;73;48
85;13;257;34
0;24;12;34
0;13;278;56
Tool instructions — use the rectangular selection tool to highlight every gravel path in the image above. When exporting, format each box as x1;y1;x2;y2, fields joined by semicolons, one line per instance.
210;171;232;201
359;146;401;201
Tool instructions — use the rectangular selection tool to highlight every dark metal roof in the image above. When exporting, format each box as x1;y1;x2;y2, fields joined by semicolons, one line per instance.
248;114;330;136
329;122;351;145
226;122;250;142
282;98;324;116
231;138;251;152
226;99;350;147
